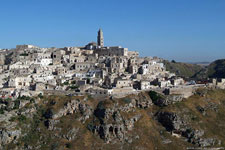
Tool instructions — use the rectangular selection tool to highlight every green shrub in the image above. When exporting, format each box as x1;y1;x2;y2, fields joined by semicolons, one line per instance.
63;81;69;85
69;85;78;89
66;143;72;148
148;91;160;102
20;53;29;56
9;116;17;122
30;98;35;103
38;93;43;99
0;108;4;114
123;98;131;104
19;95;30;100
43;108;54;119
18;115;27;122
71;81;76;84
5;98;11;101
13;100;20;109
87;95;93;99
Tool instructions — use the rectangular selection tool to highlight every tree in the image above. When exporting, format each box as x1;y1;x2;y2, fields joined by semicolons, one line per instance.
171;60;176;63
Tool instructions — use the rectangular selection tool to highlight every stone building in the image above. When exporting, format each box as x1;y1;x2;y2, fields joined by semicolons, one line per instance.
74;62;95;71
14;76;32;89
94;46;128;57
115;79;132;88
16;45;38;50
0;53;5;65
110;57;127;73
52;50;66;65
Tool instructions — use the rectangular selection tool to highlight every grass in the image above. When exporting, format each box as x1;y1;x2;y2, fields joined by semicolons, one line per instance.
3;89;225;149
163;60;203;79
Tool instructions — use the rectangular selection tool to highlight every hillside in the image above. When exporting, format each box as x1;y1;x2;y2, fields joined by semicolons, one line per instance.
163;59;225;81
163;60;203;79
1;88;225;150
192;59;225;81
207;59;225;78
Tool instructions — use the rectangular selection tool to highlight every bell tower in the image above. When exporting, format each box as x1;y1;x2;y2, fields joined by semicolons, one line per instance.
97;29;104;47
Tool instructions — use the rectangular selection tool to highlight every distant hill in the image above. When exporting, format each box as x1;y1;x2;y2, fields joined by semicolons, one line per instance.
188;62;211;66
207;59;225;78
163;60;203;79
164;59;225;81
192;59;225;80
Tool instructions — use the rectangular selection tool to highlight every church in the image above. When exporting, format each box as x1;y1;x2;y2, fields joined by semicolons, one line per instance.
84;29;139;58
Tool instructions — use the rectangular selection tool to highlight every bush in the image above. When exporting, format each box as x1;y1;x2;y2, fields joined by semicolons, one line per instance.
43;109;54;119
0;108;4;114
19;95;30;101
149;91;161;102
30;98;35;103
20;53;28;56
69;85;78;90
87;95;93;99
5;98;11;101
18;115;27;122
38;93;43;99
171;60;176;63
9;116;17;122
63;81;69;85
14;100;20;109
71;81;76;84
66;143;72;148
123;98;131;104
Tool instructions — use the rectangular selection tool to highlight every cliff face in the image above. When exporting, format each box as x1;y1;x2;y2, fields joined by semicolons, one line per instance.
1;89;225;150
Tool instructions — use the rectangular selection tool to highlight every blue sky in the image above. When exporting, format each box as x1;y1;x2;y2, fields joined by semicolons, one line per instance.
0;0;225;62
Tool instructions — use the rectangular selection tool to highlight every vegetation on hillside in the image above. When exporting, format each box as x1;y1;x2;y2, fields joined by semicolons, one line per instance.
207;59;225;78
1;88;225;150
163;59;225;81
163;60;203;79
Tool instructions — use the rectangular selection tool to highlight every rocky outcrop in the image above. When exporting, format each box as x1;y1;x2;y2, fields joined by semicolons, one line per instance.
52;100;81;119
89;100;142;143
62;128;79;141
135;95;153;109
44;99;93;134
149;91;183;107
156;111;185;131
182;128;219;147
155;95;183;106
44;119;60;130
1;90;224;149
117;95;153;113
52;99;93;123
196;102;219;117
156;111;220;147
78;103;93;123
0;127;21;146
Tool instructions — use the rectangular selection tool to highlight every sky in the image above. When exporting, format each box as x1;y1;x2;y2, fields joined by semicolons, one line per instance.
0;0;225;62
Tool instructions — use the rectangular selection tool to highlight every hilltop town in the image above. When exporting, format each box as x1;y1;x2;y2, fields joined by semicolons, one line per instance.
0;30;225;150
0;29;224;100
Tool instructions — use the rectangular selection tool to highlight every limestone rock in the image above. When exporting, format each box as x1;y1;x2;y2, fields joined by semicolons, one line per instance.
63;128;79;141
156;111;185;131
0;128;21;146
